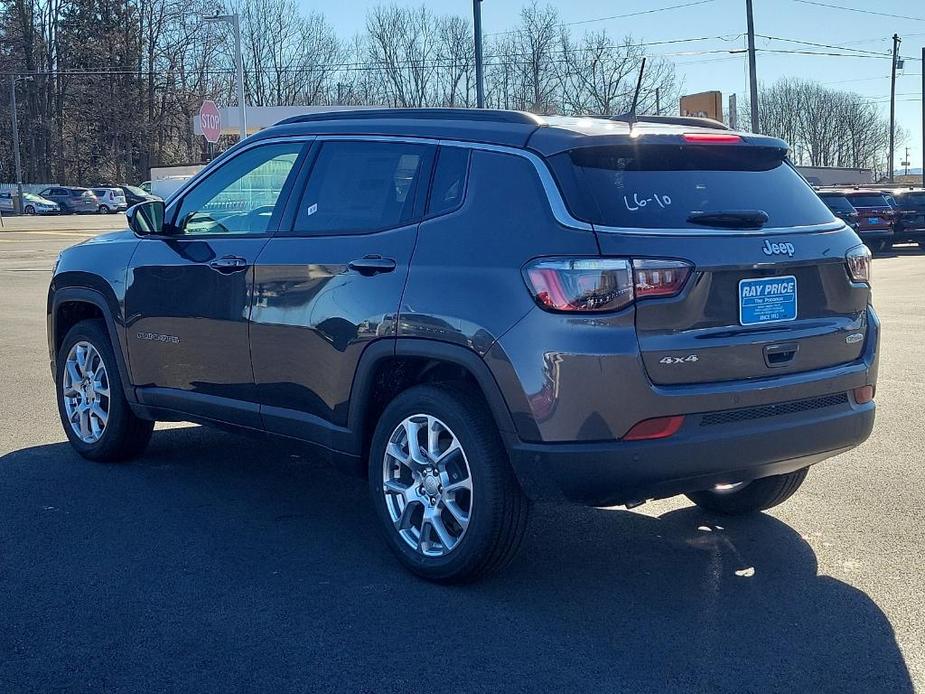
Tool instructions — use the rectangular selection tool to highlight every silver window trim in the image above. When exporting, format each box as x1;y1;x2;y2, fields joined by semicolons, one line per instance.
170;133;845;238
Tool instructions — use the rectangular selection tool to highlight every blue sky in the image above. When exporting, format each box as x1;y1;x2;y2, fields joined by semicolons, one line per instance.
313;0;924;171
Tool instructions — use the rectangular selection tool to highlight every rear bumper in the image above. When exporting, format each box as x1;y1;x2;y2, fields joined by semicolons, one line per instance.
892;225;925;243
509;395;874;506
857;229;893;242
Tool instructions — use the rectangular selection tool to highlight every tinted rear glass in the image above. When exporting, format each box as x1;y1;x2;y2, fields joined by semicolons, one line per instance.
819;195;855;213
549;145;834;229
846;194;891;207
896;192;925;208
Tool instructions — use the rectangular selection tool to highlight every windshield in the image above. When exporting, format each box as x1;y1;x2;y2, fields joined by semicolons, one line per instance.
125;186;148;196
820;195;856;213
549;144;835;230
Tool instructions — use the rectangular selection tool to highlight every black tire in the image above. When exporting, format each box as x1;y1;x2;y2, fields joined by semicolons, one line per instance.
686;468;808;516
24;204;35;215
368;383;530;583
99;205;110;214
55;319;153;462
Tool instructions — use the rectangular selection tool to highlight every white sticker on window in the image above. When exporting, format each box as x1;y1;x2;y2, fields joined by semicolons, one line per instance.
306;203;318;216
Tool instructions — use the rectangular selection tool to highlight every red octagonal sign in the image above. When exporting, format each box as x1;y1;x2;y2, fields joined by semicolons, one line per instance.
199;100;221;143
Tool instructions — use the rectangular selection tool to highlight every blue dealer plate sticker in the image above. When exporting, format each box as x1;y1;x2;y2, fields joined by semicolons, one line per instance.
739;276;798;326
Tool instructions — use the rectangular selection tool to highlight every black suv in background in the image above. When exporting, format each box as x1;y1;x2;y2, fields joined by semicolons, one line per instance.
817;191;860;231
890;188;925;248
47;110;878;582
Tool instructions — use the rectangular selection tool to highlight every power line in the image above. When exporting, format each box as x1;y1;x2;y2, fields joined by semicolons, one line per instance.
486;0;717;37
789;0;925;22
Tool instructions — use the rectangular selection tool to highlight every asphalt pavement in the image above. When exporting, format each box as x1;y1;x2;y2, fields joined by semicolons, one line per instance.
1;216;923;693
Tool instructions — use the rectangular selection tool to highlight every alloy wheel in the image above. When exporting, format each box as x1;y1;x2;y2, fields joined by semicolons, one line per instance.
382;414;473;557
62;341;111;444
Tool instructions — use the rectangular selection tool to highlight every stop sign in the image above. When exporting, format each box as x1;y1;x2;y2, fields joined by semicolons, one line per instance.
199;100;221;143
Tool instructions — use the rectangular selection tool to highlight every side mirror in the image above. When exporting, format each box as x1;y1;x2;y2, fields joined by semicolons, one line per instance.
127;199;165;236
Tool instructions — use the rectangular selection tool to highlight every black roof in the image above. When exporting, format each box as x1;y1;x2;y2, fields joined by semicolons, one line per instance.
249;107;788;156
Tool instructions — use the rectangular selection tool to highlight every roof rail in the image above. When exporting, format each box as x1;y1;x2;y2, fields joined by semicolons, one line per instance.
275;108;545;127
609;114;731;131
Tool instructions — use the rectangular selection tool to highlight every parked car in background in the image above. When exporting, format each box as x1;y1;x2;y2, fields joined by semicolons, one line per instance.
105;184;160;207
138;181;152;193
841;189;895;252
889;188;925;249
91;187;128;214
817;191;860;231
38;187;99;214
0;191;60;215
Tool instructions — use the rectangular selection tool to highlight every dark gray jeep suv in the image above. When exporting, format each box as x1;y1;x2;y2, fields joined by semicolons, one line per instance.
48;109;878;582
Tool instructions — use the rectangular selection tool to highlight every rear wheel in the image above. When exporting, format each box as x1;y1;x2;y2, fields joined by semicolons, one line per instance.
56;320;153;461
369;384;529;583
24;204;35;215
98;204;111;214
685;468;808;515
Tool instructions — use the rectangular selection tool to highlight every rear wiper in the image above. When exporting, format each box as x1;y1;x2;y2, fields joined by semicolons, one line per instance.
687;210;769;229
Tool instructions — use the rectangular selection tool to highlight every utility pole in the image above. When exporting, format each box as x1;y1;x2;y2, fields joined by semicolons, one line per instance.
473;0;485;108
921;47;924;188
745;0;759;133
904;147;910;177
655;87;661;115
889;33;901;183
204;14;247;139
729;93;738;130
9;75;25;215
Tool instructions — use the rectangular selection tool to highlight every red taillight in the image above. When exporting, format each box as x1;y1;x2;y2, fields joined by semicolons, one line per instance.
682;133;742;143
853;385;874;404
525;258;634;312
633;259;692;299
624;415;685;441
524;258;691;313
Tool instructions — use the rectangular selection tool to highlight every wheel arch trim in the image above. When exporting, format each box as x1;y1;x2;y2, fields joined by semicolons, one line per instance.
347;339;518;456
49;286;136;404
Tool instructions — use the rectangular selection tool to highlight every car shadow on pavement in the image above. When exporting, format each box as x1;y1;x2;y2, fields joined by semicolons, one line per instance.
0;425;913;693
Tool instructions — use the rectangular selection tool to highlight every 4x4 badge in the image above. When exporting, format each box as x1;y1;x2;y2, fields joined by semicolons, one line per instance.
762;240;795;257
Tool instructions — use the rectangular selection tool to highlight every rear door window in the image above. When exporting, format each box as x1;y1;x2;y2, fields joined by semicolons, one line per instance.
549;144;835;230
292;140;433;236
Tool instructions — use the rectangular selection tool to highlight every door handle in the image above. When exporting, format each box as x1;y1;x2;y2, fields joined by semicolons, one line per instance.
209;256;248;273
348;255;397;276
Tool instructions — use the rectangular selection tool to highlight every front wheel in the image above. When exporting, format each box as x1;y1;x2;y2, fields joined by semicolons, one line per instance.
686;468;808;515
98;204;111;214
56;319;153;461
369;384;529;583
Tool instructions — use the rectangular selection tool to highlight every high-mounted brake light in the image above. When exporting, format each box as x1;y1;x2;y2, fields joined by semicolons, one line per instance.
524;258;692;313
682;133;742;143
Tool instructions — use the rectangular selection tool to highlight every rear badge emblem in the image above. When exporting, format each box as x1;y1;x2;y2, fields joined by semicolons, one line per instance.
845;333;864;344
660;355;699;365
762;240;795;257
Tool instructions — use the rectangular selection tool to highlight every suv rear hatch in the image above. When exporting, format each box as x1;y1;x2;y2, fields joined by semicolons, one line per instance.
547;135;871;385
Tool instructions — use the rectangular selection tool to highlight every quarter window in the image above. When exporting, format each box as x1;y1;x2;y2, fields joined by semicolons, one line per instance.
427;146;470;216
292;141;432;235
174;143;303;235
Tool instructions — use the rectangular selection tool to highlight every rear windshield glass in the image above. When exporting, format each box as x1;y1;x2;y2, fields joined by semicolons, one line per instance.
819;195;855;212
549;145;835;229
896;192;925;208
846;194;891;208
